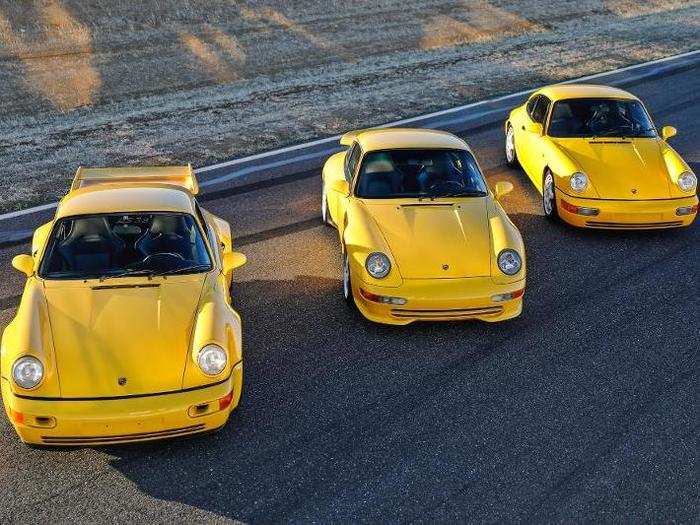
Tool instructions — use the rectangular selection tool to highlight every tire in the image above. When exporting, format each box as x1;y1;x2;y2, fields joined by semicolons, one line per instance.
342;251;355;307
321;183;332;227
542;169;560;221
505;124;520;168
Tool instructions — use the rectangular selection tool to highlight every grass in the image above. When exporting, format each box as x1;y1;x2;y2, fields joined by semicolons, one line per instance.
0;0;698;212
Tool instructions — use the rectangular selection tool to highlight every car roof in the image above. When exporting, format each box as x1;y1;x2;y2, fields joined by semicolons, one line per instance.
353;128;470;153
536;84;638;102
56;184;197;219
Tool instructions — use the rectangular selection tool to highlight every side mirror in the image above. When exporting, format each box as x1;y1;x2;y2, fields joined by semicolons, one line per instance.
12;254;35;277
524;121;543;135
494;181;514;201
661;125;677;141
222;251;247;273
329;178;350;195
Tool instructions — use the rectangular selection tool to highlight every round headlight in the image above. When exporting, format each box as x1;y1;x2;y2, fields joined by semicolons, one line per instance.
197;344;227;376
678;171;697;192
12;356;44;389
365;252;391;279
570;172;588;192
497;249;522;276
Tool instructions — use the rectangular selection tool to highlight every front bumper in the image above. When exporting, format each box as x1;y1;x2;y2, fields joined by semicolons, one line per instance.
1;362;243;446
556;190;698;229
352;275;525;325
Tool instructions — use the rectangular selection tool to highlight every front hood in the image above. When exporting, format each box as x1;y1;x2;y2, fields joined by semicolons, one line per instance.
362;199;491;279
44;275;205;397
553;138;671;200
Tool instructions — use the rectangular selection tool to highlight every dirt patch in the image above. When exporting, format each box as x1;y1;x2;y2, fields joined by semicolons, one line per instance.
0;0;698;212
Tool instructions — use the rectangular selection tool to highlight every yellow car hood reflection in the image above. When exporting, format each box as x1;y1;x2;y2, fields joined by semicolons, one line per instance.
361;199;491;279
553;138;670;199
43;275;205;398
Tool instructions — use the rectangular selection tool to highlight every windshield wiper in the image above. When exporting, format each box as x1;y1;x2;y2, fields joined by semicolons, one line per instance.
151;264;211;277
590;129;631;139
430;190;487;198
98;268;155;282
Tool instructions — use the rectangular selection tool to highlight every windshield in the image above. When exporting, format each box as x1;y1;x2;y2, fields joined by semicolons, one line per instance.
39;212;212;280
355;149;488;199
548;98;656;138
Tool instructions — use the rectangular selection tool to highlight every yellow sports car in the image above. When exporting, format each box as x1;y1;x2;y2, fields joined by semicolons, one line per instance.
505;84;697;229
1;166;247;446
321;128;525;325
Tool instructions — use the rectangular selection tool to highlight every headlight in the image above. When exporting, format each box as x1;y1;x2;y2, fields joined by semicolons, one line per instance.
197;344;227;376
497;249;522;276
678;171;697;192
570;172;588;192
12;356;44;389
365;252;391;279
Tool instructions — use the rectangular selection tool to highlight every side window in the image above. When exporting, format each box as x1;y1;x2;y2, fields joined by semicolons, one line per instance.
531;96;551;124
345;143;361;182
195;202;218;259
194;201;207;228
207;225;222;269
526;96;540;120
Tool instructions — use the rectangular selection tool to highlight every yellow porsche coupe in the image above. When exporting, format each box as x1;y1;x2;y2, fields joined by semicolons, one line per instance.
1;166;247;446
505;84;697;229
321;128;525;325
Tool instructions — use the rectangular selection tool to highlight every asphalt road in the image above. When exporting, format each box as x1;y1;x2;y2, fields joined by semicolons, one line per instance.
0;64;698;523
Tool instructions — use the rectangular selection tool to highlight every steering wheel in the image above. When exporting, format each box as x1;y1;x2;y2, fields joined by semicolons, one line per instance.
428;180;464;193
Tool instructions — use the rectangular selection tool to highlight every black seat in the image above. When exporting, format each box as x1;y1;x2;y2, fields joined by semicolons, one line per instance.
58;217;125;272
357;158;400;197
136;215;193;260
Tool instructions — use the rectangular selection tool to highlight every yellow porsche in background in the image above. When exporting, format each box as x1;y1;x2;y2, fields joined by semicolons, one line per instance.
321;128;525;325
505;84;697;229
1;166;247;446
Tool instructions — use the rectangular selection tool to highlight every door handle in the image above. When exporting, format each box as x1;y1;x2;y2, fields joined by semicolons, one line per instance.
521;126;525;130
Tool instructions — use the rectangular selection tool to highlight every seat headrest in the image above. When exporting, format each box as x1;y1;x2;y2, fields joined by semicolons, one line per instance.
557;104;574;118
149;215;187;235
66;217;111;240
364;159;395;174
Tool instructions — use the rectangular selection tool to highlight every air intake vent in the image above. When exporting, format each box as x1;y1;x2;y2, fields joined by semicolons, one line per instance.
42;424;206;445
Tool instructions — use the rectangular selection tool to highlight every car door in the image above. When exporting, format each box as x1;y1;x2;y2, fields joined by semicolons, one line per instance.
518;95;551;190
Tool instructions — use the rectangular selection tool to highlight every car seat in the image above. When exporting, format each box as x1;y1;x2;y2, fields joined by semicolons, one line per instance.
136;215;193;260
357;157;400;197
57;217;126;272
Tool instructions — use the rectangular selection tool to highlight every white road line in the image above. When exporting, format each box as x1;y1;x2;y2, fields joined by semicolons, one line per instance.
199;148;341;187
1;49;698;223
197;49;700;173
0;202;58;221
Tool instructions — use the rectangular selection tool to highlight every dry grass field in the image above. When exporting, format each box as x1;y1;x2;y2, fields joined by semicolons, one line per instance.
0;0;698;212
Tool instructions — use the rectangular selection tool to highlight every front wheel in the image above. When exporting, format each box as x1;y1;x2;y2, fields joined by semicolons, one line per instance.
505;124;520;168
321;183;332;227
342;251;355;307
542;170;559;221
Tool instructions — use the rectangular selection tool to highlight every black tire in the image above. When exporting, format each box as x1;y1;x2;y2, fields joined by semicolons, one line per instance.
321;183;332;227
342;251;355;307
505;124;520;168
542;169;560;221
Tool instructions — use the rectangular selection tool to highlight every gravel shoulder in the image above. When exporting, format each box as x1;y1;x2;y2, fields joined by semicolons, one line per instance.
0;0;698;212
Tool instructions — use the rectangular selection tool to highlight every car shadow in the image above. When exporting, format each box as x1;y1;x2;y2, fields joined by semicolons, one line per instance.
97;210;697;521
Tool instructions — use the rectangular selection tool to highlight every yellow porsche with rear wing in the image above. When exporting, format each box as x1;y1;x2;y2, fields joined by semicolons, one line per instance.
1;166;247;446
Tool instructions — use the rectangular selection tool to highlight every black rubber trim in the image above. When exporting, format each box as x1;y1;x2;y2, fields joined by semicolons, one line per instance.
13;362;240;401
